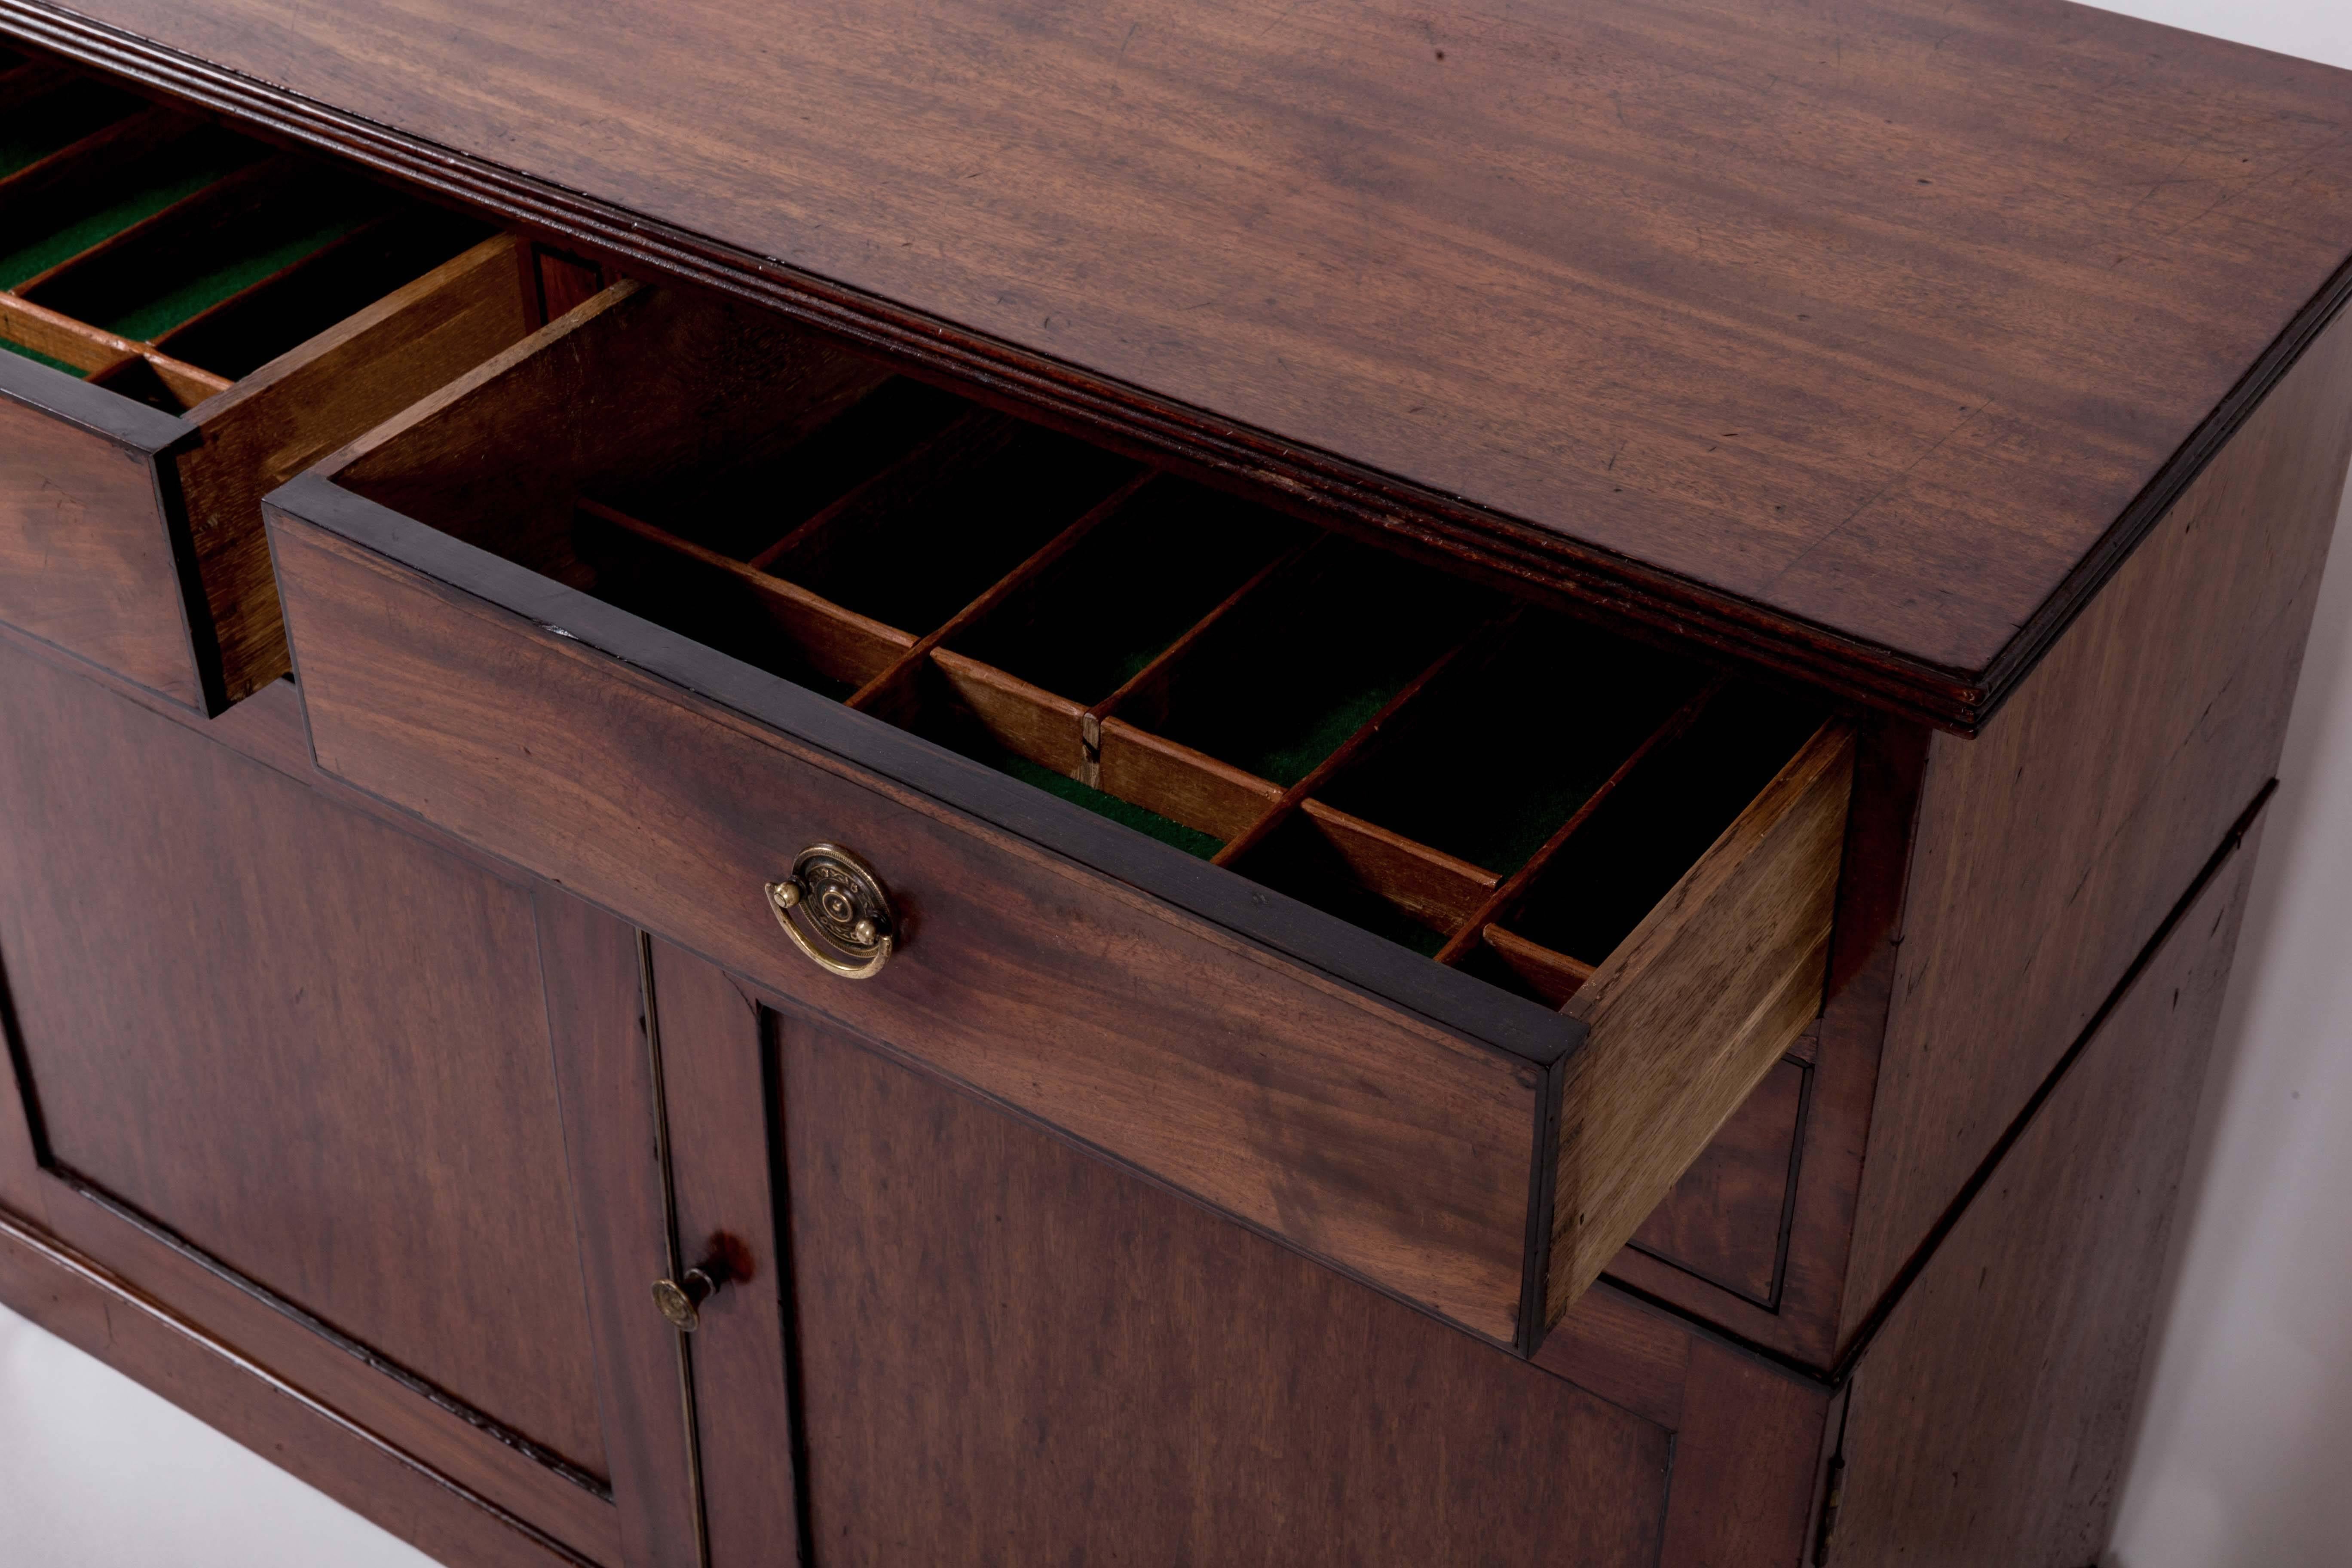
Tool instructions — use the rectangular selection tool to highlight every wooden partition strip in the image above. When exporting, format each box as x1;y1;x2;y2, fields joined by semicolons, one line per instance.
8;150;302;301
142;350;230;404
0;103;196;220
1293;801;1498;931
1095;722;1284;842
928;651;1091;779
576;499;914;691
147;211;405;364
745;405;1019;576
0;54;70;104
1482;926;1597;1007
1432;677;1726;966
1088;536;1321;736
0;292;136;374
1212;619;1506;869
847;468;1158;717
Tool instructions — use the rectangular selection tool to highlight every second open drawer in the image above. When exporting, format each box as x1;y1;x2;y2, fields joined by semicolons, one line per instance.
263;279;1855;1352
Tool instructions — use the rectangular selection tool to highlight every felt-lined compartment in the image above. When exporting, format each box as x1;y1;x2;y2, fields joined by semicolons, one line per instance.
0;117;254;287
328;273;1839;1011
1134;542;1498;787
152;205;496;380
0;66;141;174
1495;688;1831;969
1314;616;1706;876
0;60;481;408
21;155;395;343
946;477;1313;706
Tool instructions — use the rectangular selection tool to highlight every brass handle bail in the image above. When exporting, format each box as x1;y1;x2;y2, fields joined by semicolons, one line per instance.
764;843;896;980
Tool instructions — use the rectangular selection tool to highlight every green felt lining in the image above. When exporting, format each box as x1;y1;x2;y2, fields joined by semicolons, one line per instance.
0;132;260;291
0;337;85;376
1151;543;1498;787
990;752;1222;860
98;203;373;343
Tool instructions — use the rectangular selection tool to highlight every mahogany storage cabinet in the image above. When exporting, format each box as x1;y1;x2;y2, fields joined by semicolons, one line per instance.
0;6;2346;1564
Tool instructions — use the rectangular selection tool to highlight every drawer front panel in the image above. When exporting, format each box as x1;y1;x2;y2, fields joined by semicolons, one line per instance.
0;355;201;705
267;502;1547;1346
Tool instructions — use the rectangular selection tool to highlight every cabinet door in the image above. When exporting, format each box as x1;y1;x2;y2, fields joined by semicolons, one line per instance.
650;935;1681;1566
0;642;694;1566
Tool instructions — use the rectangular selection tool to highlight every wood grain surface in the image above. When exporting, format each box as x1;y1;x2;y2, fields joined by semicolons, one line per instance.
174;230;539;705
648;940;808;1568
776;1017;1671;1566
1553;721;1853;1318
0;349;201;706
1841;305;2352;1345
0;643;611;1482
15;0;2352;726
267;498;1552;1346
0;1210;598;1568
1831;805;2265;1564
0;640;622;1561
538;898;701;1568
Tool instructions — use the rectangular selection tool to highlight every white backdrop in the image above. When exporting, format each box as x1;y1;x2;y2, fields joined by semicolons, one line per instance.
3;4;2351;1564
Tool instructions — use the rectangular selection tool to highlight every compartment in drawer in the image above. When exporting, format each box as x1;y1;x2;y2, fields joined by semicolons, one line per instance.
266;277;1856;1348
0;49;566;712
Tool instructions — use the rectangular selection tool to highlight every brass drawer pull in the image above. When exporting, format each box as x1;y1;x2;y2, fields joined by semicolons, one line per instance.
651;1253;736;1333
764;844;897;980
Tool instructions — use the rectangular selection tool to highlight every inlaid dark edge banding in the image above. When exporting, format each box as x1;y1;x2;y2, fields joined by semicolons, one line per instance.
13;1;2331;733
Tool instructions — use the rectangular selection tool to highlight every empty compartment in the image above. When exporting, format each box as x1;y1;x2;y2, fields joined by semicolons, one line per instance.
1128;542;1500;787
152;205;497;381
609;374;968;563
757;415;1140;636
1314;614;1707;876
1229;803;1496;954
1494;685;1831;969
1;122;257;294
21;156;398;344
0;69;141;181
946;477;1313;707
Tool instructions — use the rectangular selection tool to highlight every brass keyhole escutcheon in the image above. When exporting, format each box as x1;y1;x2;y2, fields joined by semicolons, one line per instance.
764;843;896;980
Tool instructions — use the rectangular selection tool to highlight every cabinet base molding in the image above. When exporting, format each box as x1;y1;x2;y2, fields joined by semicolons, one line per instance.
0;1205;600;1568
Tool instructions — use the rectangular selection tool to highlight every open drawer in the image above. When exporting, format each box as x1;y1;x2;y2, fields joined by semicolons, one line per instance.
0;49;587;713
263;279;1855;1352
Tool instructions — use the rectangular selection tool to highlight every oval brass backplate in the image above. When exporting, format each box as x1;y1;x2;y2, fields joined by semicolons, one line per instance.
764;843;896;980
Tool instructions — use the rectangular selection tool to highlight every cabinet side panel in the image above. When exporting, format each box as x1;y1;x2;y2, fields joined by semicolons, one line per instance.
1846;308;2352;1339
1831;811;2263;1564
781;1020;1671;1565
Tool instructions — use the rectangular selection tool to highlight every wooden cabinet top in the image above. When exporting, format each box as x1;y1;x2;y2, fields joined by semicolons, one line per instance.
19;0;2352;726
